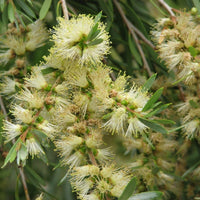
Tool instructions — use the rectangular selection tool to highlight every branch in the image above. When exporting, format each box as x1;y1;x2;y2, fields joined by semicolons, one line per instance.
19;167;30;200
60;0;69;20
113;0;153;76
157;0;176;17
130;24;155;49
0;96;30;200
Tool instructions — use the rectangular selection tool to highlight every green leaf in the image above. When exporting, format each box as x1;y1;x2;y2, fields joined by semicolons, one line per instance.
87;23;100;41
25;165;46;186
128;33;142;66
39;0;52;20
152;101;162;109
121;2;148;37
153;119;175;125
128;191;163;200
142;74;157;92
88;38;103;46
145;103;171;118
53;161;62;171
2;3;8;25
0;114;4;145
139;117;168;135
142;88;164;112
193;0;200;14
168;125;184;133
145;45;167;72
56;1;62;17
182;160;200;178
102;112;113;120
58;171;69;186
188;46;199;57
8;2;15;23
97;0;113;30
16;10;26;27
189;100;199;108
26;0;33;6
172;75;187;85
119;177;137;200
0;0;5;12
17;9;33;22
15;0;36;19
86;12;102;41
142;133;155;150
150;0;167;16
2;138;21;168
41;67;58;75
94;11;102;23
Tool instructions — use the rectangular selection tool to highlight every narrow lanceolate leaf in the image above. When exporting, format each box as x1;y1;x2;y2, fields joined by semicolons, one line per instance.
87;23;100;41
153;119;175;125
94;11;102;23
2;138;21;168
16;11;26;27
145;103;171;118
41;67;58;75
26;0;33;6
17;10;33;22
2;3;8;25
25;166;46;186
0;0;5;12
139;117;168;135
39;0;52;19
56;1;62;17
8;2;15;23
142;133;155;150
15;0;36;19
128;33;142;66
88;39;103;46
119;177;137;200
182;160;200;178
189;99;199;108
142;87;164;112
142;73;157;92
128;191;163;200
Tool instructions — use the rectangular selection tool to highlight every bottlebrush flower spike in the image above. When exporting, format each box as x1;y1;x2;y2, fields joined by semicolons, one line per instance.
50;14;110;65
152;10;200;84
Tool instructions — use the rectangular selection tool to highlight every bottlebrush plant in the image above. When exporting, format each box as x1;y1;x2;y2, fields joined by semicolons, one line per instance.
0;0;200;200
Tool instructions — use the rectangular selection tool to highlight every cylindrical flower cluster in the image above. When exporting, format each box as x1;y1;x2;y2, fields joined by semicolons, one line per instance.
152;11;200;84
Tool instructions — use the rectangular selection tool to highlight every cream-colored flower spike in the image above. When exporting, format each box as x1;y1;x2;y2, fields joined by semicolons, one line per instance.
51;14;110;65
3;121;22;143
26;20;48;51
152;11;200;84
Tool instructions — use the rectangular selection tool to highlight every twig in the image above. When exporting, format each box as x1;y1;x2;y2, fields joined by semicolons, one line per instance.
113;0;153;76
0;96;30;200
130;24;155;49
157;0;175;17
0;96;8;120
20;76;61;142
19;167;30;200
60;0;69;20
